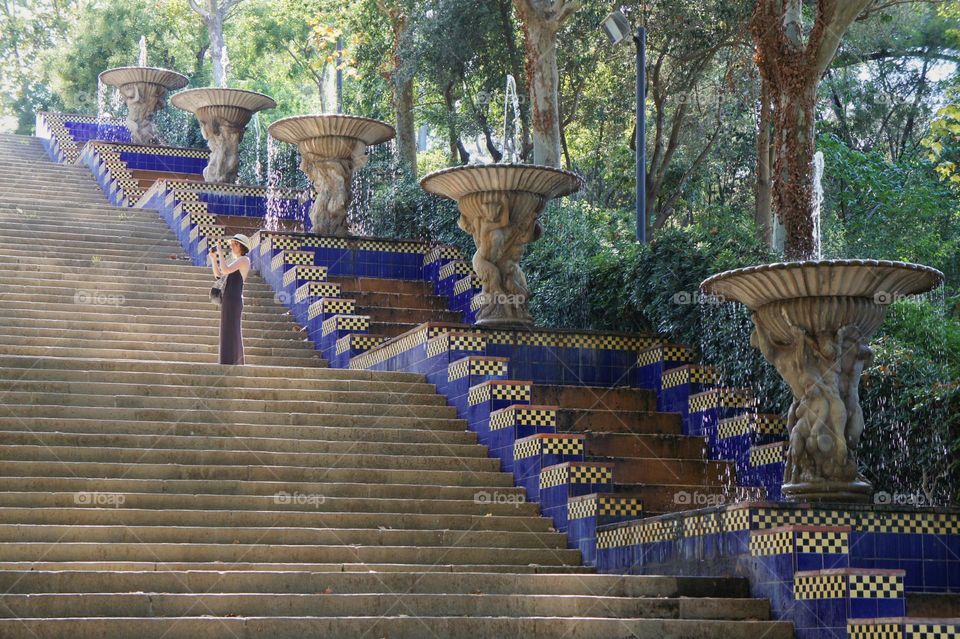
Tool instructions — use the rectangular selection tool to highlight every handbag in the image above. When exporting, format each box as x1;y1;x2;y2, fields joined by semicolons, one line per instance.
210;275;227;306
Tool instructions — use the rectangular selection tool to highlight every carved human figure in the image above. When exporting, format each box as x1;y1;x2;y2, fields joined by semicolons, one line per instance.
750;307;876;499
300;145;367;236
198;114;245;183
119;82;167;145
457;191;544;326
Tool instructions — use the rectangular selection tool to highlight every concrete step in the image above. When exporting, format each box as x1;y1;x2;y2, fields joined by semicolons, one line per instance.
601;457;735;487
0;387;455;417
0;300;309;323
0;342;324;366
345;289;454;311
0;428;478;458
0;569;749;596
0;523;566;550
0;340;327;372
0;353;417;381
0;268;279;292
0;458;511;489
585;432;708;459
0;336;320;360
0;591;770;620
0;616;792;639
0;310;311;336
0;562;593;573
0;326;321;354
0;442;495;473
0;506;549;532
0;222;186;242
532;384;656;412
558;408;683;435
0;540;582;566
0;417;474;449
0;477;527;506
0;365;434;394
0;316;312;341
0;278;286;308
907;593;960;617
0;262;277;288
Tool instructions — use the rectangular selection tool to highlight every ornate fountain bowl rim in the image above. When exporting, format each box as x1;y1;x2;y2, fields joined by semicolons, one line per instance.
420;163;584;201
170;88;277;115
267;114;396;147
99;66;189;91
699;259;945;310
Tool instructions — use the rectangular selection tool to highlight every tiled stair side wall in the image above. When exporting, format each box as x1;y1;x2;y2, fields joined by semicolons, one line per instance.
80;141;209;207
35;112;129;164
136;181;309;265
595;503;960;639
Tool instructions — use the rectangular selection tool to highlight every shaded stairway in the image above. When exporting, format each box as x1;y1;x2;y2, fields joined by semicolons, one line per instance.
0;132;792;637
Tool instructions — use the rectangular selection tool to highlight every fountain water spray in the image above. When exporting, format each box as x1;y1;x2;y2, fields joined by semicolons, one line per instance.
501;75;522;164
812;151;824;261
138;36;148;66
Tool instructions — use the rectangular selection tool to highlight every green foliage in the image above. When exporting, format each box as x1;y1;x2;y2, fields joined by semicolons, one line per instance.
55;1;203;112
820;133;960;284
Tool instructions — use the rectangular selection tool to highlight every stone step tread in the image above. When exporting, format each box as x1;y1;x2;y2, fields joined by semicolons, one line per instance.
0;569;747;595
0;345;325;366
0;563;594;573
0;431;484;456
0;524;567;548
0;507;550;532
0;542;583;565
0;460;512;487
0;592;771;620
0;617;793;639
0;444;494;471
0;353;420;380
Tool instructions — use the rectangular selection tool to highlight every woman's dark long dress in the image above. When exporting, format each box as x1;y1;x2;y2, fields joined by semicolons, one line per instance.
219;269;245;365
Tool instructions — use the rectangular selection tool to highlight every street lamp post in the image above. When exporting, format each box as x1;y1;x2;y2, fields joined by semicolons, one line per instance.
602;10;647;244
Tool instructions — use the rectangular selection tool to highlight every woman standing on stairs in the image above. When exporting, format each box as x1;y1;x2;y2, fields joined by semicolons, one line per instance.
210;234;251;365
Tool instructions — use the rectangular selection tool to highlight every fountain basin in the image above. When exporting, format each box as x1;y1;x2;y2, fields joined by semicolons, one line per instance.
99;66;189;145
171;88;276;184
421;164;583;327
268;115;395;237
701;259;944;503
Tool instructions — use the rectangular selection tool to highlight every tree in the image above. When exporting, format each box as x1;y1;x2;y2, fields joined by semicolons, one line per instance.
513;0;579;167
374;0;417;177
751;0;874;260
0;0;79;132
187;0;246;87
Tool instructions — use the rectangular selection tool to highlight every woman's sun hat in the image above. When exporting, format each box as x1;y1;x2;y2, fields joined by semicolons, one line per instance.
229;234;252;250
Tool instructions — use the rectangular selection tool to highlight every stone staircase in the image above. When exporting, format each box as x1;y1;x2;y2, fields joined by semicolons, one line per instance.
0;132;793;637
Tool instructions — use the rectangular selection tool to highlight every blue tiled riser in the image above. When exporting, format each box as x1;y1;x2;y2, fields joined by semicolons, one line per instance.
67;122;129;145
595;505;960;594
119;150;206;174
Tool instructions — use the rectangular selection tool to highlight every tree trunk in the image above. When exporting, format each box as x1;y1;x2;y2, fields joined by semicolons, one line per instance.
755;79;774;246
521;17;562;166
750;0;872;260
378;0;418;177
208;15;227;87
513;0;579;167
773;81;818;260
395;76;417;176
